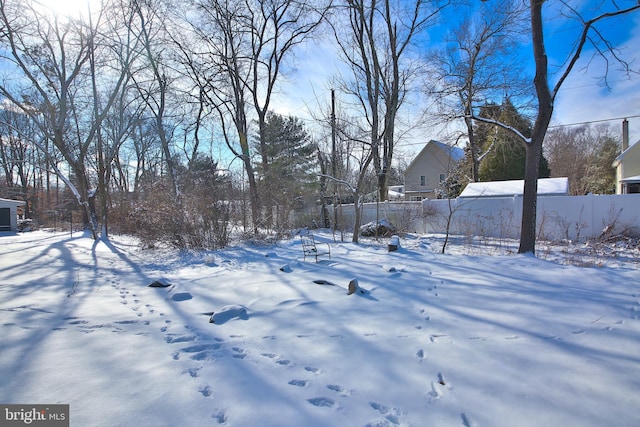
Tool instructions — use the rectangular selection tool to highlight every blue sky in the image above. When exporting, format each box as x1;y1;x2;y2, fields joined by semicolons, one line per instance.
547;5;640;143
276;0;640;154
12;0;640;163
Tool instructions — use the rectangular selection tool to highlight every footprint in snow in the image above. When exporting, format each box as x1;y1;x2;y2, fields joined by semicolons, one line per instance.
428;373;451;400
429;334;449;343
461;412;474;427
183;367;200;378
307;397;336;408
165;334;197;344
368;401;405;425
232;347;247;359
199;385;211;397
327;384;351;396
175;343;223;361
211;410;227;424
288;379;309;387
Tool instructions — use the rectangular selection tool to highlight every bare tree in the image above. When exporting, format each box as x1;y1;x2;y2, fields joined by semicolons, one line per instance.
429;0;528;183
332;0;447;202
185;0;261;233
89;1;144;237
185;0;328;233
129;0;181;198
0;0;101;236
0;109;38;214
474;0;640;254
0;0;140;238
546;124;620;195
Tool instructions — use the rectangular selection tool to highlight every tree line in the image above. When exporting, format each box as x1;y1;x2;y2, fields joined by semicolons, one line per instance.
0;0;637;253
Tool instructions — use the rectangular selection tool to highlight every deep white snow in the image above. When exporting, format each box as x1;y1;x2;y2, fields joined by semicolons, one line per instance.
1;230;639;427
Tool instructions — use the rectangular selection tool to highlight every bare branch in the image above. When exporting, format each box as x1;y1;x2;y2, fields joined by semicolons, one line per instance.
552;3;640;100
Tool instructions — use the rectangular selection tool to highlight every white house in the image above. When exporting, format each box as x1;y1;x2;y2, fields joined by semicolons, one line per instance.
0;198;26;232
612;141;640;194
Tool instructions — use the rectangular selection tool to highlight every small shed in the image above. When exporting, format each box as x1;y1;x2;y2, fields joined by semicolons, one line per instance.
459;177;569;198
0;198;26;232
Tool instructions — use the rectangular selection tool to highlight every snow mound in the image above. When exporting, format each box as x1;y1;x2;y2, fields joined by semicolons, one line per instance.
209;305;249;324
171;292;192;302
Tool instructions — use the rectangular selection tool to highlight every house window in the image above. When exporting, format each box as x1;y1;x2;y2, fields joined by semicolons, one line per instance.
626;183;640;194
439;173;446;183
420;175;426;186
410;196;423;201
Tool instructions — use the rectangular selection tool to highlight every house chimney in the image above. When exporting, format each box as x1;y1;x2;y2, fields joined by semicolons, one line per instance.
622;118;629;151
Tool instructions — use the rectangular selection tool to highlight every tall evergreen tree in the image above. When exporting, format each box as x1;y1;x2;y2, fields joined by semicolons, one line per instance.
253;113;318;228
477;99;549;182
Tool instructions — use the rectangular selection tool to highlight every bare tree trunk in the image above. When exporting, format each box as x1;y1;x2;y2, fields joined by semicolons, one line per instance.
519;0;553;254
239;131;261;234
519;0;638;253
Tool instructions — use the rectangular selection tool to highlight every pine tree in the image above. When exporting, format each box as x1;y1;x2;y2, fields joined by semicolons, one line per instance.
477;99;549;181
253;112;318;227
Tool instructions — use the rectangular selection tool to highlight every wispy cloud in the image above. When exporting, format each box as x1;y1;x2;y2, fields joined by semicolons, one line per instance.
552;12;640;141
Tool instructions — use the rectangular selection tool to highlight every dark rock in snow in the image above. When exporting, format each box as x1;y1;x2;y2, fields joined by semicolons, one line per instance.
148;280;171;288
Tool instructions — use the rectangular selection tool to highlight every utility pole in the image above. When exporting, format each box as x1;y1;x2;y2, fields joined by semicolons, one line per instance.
331;89;338;231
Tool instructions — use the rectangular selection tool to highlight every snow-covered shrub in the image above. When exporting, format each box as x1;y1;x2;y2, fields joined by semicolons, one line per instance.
359;219;397;237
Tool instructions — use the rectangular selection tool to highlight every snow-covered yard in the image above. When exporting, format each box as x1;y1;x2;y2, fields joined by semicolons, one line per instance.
1;230;639;426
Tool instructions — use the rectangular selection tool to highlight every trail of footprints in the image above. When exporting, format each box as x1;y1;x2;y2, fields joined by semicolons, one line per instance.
160;306;466;426
164;327;416;425
78;276;638;426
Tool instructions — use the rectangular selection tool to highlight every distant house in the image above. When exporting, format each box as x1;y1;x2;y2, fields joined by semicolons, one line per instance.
404;140;464;201
458;177;569;198
0;198;26;232
612;141;640;194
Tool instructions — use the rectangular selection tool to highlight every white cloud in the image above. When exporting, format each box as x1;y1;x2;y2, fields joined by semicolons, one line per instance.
552;12;640;142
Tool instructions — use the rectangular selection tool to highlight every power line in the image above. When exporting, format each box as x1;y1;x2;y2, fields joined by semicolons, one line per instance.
549;114;640;128
395;114;640;148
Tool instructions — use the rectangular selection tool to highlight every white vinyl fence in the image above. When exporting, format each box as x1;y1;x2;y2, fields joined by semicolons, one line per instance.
332;194;640;241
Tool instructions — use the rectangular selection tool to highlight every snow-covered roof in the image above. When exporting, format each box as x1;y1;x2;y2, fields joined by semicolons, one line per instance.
0;198;26;205
431;140;465;162
621;175;640;183
406;140;465;173
613;140;640;166
459;177;569;198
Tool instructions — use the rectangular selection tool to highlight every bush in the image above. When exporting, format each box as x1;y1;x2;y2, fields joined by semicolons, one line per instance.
360;219;397;237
